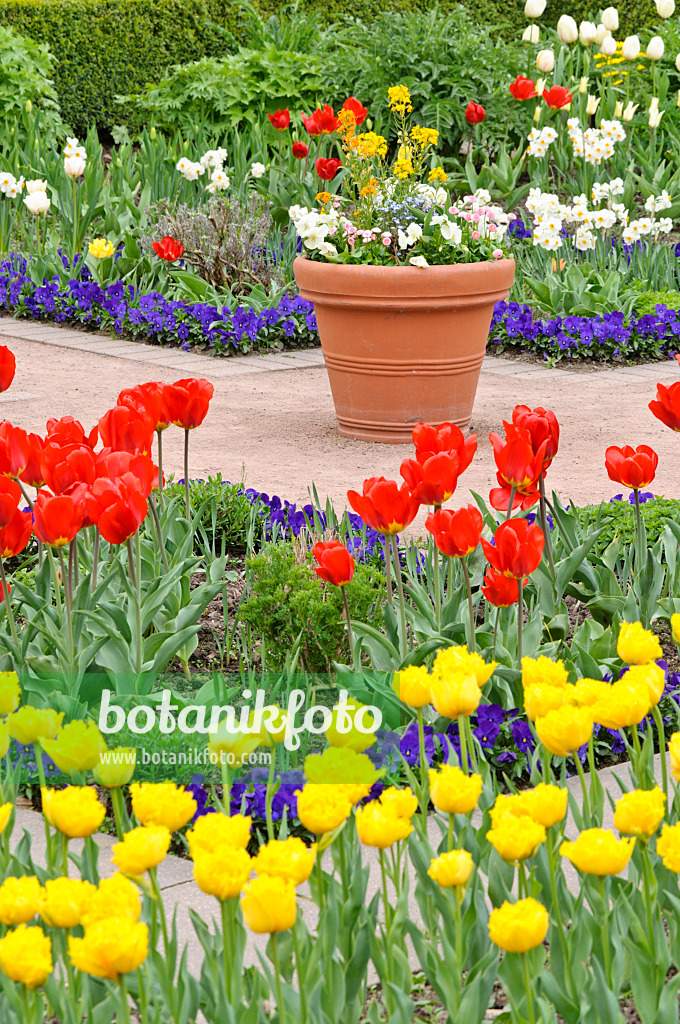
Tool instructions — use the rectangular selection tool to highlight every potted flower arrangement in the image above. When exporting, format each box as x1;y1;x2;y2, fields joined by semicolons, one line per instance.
292;85;516;443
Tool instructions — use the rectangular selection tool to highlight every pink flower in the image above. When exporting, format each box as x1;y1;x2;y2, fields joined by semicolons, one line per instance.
492;248;504;258
449;206;459;216
471;230;480;239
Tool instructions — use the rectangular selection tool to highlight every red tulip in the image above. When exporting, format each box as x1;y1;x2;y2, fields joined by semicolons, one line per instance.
465;102;486;125
412;422;477;473
19;434;46;489
543;86;573;109
312;540;355;587
0;423;32;479
509;75;537;101
481;519;545;579
605;444;658;491
152;236;184;262
649;382;680;431
292;141;309;159
481;568;526;607
96;452;158;497
86;476;148;545
301;105;338;135
46;416;98;449
490;425;548;492
98;405;155;454
342;97;368;125
33;492;84;548
489;472;539;513
41;444;97;494
347;477;419;535
0;477;21;528
316;157;342;181
268;108;290;131
119;381;171;432
400;451;460;506
0;507;32;558
511;405;559;471
425;505;483;558
163;377;214;430
0;581;9;603
0;346;16;393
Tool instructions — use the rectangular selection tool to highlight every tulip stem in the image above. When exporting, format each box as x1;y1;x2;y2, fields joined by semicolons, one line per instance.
265;744;277;841
457;715;469;775
633;488;644;578
183;429;191;522
492;607;499;660
149;496;169;573
0;556;18;649
521;952;536;1024
156;429;164;512
292;924;307;1023
220;898;234;1002
597;877;612;987
538;475;555;580
506;486;517;520
111;785;127;841
390;535;408;660
58;548;74;677
416;707;428;816
270;933;288;1024
341;588;356;669
573;752;590;825
516;581;524;667
383;537;392;610
221;755;231;815
137;967;148;1024
652;704;669;814
461;557;475;653
378;848;394;977
117;975;132;1024
34;743;53;869
91;528;99;594
61;832;69;877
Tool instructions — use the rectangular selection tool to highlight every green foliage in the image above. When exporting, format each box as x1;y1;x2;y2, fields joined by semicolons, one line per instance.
165;476;256;554
633;289;680;317
241;540;384;671
577;496;680;554
0;0;242;133
525;264;639;319
0;26;62;137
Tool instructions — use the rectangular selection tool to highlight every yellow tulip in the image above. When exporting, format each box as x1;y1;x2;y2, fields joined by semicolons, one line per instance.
379;786;418;819
41;720;107;774
0;875;42;925
656;822;680;871
617;621;662;665
614;786;665;839
560;828;635;875
0;671;20;715
0;802;12;836
671;613;680;644
624;663;665;707
355;801;413;849
111;825;170;876
489;793;529;827
208;718;262;765
0;723;8;760
0;924;52;988
186;813;252;855
535;706;593;756
8;706;63;745
130;782;197;832
433;645;497;688
489;897;549;953
591;679;650;729
81;873;141;926
524;683;572;721
295;784;352;834
92;746;136;787
521;655;570;689
430;670;480;719
69;917;148;979
427;849;473;889
393;665;431;708
38;878;96;929
241;875;296;933
252;837;316;886
192;847;252;900
88;238;115;259
670;732;680;781
428;764;482;815
325;698;378;753
42;786;105;839
519;784;568;828
487;814;546;863
573;678;611;707
303;746;382;788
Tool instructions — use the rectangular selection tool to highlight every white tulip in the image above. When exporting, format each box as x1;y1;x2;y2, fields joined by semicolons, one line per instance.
579;21;597;44
536;49;555;72
601;6;619;31
26;179;47;194
579;76;589;94
600;36;617;55
622;102;639;121
524;0;546;17
614;100;624;117
646;36;664;61
656;0;675;17
677;89;680;108
64;156;86;178
649;107;664;128
622;35;640;59
23;190;50;215
676;52;680;71
650;96;660;110
522;23;540;42
586;95;601;115
557;14;578;43
535;77;546;95
594;24;610;44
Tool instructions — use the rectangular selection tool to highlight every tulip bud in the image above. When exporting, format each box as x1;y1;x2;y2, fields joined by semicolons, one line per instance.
533;104;541;123
657;0;675;17
601;6;619;31
600;36;617;56
536;49;555;72
677;89;680;108
579;76;589;94
535;77;546;96
622;35;640;59
594;23;610;44
646;36;664;61
557;14;578;43
579;21;597;44
25;100;32;114
150;126;157;140
522;23;540;42
649;107;664;128
622;101;639;121
676;52;680;72
614;100;623;117
524;0;546;16
586;94;601;115
650;96;660;111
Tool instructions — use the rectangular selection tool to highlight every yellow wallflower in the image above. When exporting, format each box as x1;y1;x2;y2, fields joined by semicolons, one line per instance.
0;924;52;988
524;682;572;721
617;621;662;665
8;706;63;745
410;124;439;149
295;784;352;834
337;108;356;136
41;720;107;774
355;131;388;158
428;167;447;183
670;732;680;781
88;238;115;259
671;613;680;644
433;646;497;688
42;786;105;839
252;837;316;886
0;671;20;715
624;663;665;707
130;782;197;832
591;678;650;729
535;706;593;756
38;878;96;929
186;813;252;855
430;671;480;719
92;746;136;787
560;828;635;875
487;814;546;863
489;897;549;953
0;876;42;925
315;190;332;204
656;822;680;871
81;873;140;926
111;825;170;876
519;784;568;828
193;847;252;900
522;655;570;690
69;918;148;979
614;786;665;839
387;84;412;113
393;665;431;708
427;849;473;888
241;875;296;933
428;765;482;815
392;157;415;179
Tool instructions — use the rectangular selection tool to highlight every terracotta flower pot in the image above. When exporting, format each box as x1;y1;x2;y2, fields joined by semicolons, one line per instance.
294;256;515;443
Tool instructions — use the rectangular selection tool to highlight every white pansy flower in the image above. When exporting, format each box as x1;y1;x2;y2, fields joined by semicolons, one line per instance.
250;162;266;179
409;255;429;267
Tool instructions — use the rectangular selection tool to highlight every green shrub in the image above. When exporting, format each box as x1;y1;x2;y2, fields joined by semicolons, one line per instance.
633;290;680;317
241;540;384;672
0;26;62;136
577;496;680;554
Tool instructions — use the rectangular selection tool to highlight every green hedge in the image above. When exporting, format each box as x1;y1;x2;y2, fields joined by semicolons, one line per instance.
0;0;663;134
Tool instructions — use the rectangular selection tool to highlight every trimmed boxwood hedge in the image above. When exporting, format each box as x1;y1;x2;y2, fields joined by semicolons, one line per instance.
0;0;662;134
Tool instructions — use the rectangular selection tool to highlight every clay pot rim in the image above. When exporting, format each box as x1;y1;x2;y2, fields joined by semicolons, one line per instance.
294;254;516;275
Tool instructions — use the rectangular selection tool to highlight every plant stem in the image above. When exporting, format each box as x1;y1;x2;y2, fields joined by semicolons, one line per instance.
111;786;128;841
506;485;517;520
538;474;555;579
34;744;53;868
292;924;307;1023
220;755;231;814
156;430;165;511
516;579;524;666
521;952;536;1024
149;495;169;572
341;587;356;668
384;536;392;609
130;534;142;674
416;707;428;815
270;933;287;1024
633;488;644;577
598;876;612;986
652;703;669;814
378;848;394;977
0;556;18;649
58;548;74;676
265;743;277;841
640;841;656;955
220;898;233;1002
461;556;475;652
118;975;132;1024
61;832;69;877
91;528;99;594
458;715;469;774
390;535;408;660
432;504;441;630
183;428;191;521
574;752;590;824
